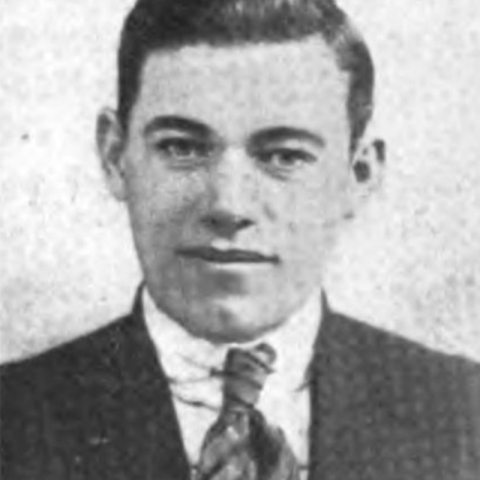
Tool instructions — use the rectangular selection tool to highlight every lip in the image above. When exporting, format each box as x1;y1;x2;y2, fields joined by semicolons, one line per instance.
177;247;279;264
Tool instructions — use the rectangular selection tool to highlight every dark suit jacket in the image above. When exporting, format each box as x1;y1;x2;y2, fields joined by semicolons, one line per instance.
2;292;480;480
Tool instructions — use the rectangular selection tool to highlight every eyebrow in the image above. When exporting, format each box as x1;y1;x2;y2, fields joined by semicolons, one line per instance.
143;116;326;149
250;126;326;149
143;115;214;138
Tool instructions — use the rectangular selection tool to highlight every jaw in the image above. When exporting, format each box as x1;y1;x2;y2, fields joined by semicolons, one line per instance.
151;268;319;344
175;294;291;344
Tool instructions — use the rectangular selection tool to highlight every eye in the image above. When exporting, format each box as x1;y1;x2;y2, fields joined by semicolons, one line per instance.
153;137;212;164
256;148;316;171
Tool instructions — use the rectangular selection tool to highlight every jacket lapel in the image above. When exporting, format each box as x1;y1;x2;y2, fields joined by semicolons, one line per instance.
96;291;191;480
307;295;360;480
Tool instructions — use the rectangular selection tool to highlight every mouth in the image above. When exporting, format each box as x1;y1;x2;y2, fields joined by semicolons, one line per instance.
176;247;279;264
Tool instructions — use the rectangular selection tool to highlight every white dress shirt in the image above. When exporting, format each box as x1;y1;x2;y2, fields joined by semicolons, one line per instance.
143;289;322;469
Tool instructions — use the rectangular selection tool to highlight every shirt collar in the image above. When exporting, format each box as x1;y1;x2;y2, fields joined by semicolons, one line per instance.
143;288;322;403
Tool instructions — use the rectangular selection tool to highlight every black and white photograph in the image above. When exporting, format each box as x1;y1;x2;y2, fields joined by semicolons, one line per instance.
1;0;480;479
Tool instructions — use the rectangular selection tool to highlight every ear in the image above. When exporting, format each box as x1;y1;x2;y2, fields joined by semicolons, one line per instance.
96;108;128;202
349;138;386;206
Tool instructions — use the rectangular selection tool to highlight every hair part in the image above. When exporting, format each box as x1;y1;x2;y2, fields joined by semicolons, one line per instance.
118;0;375;149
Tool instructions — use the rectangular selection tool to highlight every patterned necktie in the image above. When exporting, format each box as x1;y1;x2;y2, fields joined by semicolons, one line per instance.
195;344;301;480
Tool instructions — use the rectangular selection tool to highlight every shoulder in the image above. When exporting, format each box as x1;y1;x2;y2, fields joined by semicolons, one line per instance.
314;310;480;476
319;308;480;418
321;310;480;433
324;310;480;376
0;315;134;408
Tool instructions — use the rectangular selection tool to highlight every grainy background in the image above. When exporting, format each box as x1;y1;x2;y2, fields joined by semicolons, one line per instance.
1;0;479;363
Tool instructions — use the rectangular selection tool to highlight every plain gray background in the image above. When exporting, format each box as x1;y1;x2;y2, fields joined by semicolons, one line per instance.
1;0;479;363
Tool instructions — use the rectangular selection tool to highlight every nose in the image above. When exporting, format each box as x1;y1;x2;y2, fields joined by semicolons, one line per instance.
201;147;256;237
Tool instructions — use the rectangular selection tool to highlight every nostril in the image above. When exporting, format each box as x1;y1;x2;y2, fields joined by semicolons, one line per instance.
237;218;253;229
202;213;253;234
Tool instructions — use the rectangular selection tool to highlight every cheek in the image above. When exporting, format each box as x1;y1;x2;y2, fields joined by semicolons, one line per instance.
275;177;349;247
125;162;204;236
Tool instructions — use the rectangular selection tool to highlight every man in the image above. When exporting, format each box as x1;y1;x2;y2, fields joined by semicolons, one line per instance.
2;0;479;479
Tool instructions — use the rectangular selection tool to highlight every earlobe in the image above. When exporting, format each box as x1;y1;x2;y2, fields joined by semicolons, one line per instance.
96;108;128;202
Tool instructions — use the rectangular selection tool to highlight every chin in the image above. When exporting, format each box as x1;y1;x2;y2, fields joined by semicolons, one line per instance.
192;295;283;344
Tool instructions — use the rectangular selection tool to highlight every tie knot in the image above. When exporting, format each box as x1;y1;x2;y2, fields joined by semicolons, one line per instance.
222;343;276;411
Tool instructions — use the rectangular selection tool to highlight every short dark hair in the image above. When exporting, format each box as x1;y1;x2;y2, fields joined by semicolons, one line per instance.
118;0;375;148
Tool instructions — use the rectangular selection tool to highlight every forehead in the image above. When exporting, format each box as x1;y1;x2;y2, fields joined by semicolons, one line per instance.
133;37;350;137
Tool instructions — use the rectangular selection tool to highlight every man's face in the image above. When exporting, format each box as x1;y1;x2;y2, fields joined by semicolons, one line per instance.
102;37;364;343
